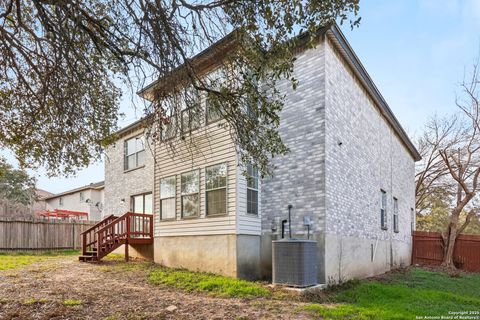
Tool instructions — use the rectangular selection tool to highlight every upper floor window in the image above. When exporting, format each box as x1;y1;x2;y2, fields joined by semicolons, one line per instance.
246;164;258;215
206;96;222;124
160;176;176;220
59;197;63;206
161;116;177;141
181;107;202;133
124;136;145;170
380;190;387;230
79;192;85;203
206;163;227;215
393;197;399;233
181;170;199;218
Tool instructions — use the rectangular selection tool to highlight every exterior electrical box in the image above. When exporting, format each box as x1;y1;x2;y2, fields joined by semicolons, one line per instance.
272;239;318;287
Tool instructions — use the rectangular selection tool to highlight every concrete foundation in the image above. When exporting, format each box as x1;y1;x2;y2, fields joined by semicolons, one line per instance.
153;234;265;280
154;234;238;277
324;233;411;284
111;243;154;260
236;235;261;280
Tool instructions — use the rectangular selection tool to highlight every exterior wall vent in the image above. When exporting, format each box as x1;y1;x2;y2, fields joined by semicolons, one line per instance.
272;239;318;287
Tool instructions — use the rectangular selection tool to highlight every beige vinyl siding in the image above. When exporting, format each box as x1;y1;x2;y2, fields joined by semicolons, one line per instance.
154;123;237;237
236;165;261;235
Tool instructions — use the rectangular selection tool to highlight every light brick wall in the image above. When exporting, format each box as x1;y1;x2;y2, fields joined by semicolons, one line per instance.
104;128;155;216
261;41;327;238
323;36;415;281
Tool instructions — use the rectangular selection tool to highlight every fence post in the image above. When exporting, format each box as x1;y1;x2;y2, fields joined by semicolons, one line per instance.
72;220;76;250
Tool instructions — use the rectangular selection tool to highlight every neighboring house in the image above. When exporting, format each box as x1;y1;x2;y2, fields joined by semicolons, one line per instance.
33;189;54;217
103;24;420;283
43;181;105;221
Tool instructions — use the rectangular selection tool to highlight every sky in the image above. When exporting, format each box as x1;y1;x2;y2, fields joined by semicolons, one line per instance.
2;0;480;193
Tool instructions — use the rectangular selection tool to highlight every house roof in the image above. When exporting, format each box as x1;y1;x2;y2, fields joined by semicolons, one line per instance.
113;117;147;138
135;23;421;161
43;181;104;201
35;188;54;199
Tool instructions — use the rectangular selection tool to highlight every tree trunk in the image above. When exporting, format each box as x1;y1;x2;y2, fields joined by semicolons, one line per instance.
442;214;459;269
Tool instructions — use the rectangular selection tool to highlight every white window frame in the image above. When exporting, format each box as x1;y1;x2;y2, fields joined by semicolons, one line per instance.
393;197;399;233
411;208;415;233
59;197;63;206
246;164;259;215
79;192;85;203
380;190;387;230
160;176;176;220
130;193;152;214
124;135;146;171
181;170;200;218
205;163;228;216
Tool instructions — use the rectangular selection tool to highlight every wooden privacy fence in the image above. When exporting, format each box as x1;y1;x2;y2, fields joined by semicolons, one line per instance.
412;231;480;272
0;217;96;251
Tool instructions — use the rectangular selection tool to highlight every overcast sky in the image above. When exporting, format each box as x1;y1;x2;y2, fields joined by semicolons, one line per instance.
2;0;480;194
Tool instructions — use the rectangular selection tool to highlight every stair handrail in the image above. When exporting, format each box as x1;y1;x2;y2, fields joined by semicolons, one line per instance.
95;212;131;260
80;214;116;235
81;214;117;255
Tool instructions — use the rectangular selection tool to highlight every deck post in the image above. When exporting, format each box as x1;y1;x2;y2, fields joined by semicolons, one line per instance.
125;213;130;262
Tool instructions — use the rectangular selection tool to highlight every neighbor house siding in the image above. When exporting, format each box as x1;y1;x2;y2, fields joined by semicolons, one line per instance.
153;123;238;237
323;35;415;282
45;188;104;221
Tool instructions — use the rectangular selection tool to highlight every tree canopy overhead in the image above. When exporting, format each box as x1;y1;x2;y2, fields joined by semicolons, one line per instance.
0;0;360;176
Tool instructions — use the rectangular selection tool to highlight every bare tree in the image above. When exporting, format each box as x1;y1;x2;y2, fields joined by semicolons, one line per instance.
0;0;360;176
416;57;480;269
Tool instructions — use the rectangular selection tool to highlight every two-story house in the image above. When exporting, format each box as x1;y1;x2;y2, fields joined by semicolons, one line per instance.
43;181;104;221
103;24;420;284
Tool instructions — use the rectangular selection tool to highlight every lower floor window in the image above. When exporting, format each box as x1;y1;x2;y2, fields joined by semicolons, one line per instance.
160;176;176;220
246;164;259;215
181;170;199;217
247;188;258;215
206;163;227;215
130;193;152;238
131;193;152;214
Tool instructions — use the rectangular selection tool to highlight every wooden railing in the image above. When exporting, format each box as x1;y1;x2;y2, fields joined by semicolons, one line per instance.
80;214;117;255
82;212;153;260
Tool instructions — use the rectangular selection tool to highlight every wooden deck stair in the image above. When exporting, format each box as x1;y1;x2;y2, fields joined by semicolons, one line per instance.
79;212;153;262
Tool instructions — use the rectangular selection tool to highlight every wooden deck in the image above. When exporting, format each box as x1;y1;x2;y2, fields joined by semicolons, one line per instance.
79;212;153;262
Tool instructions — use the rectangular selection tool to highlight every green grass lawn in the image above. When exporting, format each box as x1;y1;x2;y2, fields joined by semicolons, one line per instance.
148;267;271;298
303;268;480;319
0;250;79;270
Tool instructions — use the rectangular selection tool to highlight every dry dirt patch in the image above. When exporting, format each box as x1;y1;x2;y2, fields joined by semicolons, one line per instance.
0;256;313;319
